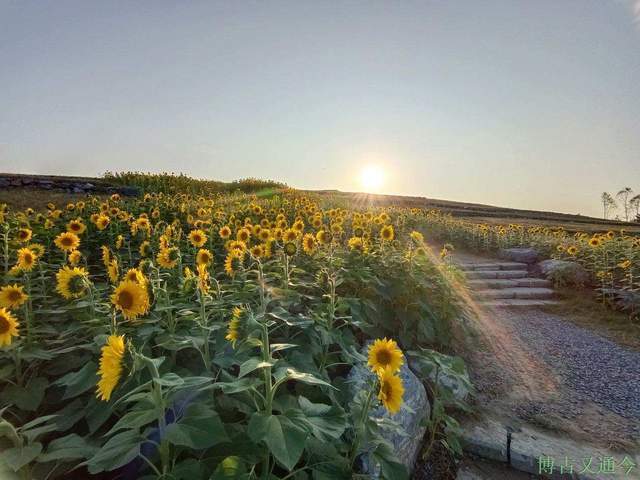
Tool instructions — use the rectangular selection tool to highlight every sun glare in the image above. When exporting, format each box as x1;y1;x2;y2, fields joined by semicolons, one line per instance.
360;165;385;192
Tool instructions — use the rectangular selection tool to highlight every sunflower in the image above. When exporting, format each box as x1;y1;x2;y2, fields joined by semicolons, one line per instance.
139;240;152;257
115;235;124;250
410;231;424;243
316;230;332;245
227;240;246;254
618;259;632;270
101;245;111;268
68;249;82;266
0;308;19;347
96;335;125;401
588;237;601;248
348;236;365;252
250;245;265;258
157;247;180;269
567;246;578;256
302;233;317;254
16;228;32;243
111;280;150;321
107;259;119;284
124;268;147;284
236;228;251;243
0;284;28;310
54;232;80;252
96;215;110;231
56;266;89;299
284;242;297;256
283;228;298;242
219;225;232;239
225;306;243;346
377;367;404;415
16;248;37;272
380;225;395;242
67;218;86;235
259;229;271;242
367;338;404;374
197;264;210;294
188;229;208;248
193;248;211;266
224;251;243;277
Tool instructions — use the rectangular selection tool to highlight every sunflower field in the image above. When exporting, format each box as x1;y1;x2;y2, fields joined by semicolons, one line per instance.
0;190;464;479
421;210;640;315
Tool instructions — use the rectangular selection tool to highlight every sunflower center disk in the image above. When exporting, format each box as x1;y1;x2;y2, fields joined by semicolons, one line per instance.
118;291;134;309
0;316;9;334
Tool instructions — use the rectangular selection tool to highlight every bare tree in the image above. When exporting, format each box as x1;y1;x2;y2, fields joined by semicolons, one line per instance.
616;187;634;221
601;192;617;220
630;194;640;223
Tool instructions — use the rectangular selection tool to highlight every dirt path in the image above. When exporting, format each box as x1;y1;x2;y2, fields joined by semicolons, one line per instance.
451;249;640;453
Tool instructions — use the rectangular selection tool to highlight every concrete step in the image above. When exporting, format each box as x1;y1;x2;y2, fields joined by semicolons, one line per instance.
465;270;528;280
480;299;562;308
458;262;528;272
475;287;555;300
468;278;552;289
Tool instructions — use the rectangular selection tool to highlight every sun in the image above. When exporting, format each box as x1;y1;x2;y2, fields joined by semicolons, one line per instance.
360;165;385;192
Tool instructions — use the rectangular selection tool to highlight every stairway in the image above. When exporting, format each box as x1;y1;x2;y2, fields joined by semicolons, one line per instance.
458;261;560;307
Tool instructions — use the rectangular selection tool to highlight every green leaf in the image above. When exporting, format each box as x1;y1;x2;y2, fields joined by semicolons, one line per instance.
371;442;409;480
153;373;184;387
0;443;42;471
86;430;141;474
238;358;274;378
105;407;158;436
294;397;347;441
270;343;298;353
215;377;262;394
274;368;335;389
2;377;48;411
247;413;307;471
165;404;228;449
38;433;97;462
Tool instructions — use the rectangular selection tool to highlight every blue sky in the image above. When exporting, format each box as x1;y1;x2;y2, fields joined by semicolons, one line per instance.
1;1;639;217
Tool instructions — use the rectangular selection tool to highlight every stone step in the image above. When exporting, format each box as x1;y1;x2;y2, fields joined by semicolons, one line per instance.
465;270;528;280
458;262;528;272
479;299;562;308
468;278;552;289
475;287;555;300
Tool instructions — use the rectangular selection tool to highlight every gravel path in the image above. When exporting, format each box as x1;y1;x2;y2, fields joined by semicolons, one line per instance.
504;309;640;421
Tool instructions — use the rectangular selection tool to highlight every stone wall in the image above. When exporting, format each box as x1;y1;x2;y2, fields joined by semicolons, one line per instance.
0;173;139;196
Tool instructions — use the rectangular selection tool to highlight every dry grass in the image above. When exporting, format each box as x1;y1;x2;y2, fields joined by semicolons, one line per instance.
0;188;107;211
543;288;640;351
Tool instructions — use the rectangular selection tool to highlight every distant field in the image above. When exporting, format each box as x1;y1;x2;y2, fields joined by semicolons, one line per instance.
310;190;640;233
1;173;637;233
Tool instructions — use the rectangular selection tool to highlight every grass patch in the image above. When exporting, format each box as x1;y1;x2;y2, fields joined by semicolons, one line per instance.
542;288;640;351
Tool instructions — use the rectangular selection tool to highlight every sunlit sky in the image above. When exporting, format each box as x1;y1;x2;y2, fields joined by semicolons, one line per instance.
1;1;639;217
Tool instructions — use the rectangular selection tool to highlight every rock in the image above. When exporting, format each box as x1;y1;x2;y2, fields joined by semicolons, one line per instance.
459;418;509;463
408;353;472;408
72;186;85;193
534;259;589;287
601;288;640;313
82;182;95;190
117;186;141;196
0;178;9;187
497;248;539;265
10;179;22;187
347;349;430;477
509;425;637;479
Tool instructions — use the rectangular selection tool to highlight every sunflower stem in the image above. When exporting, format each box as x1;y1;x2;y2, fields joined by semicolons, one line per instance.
349;379;377;469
